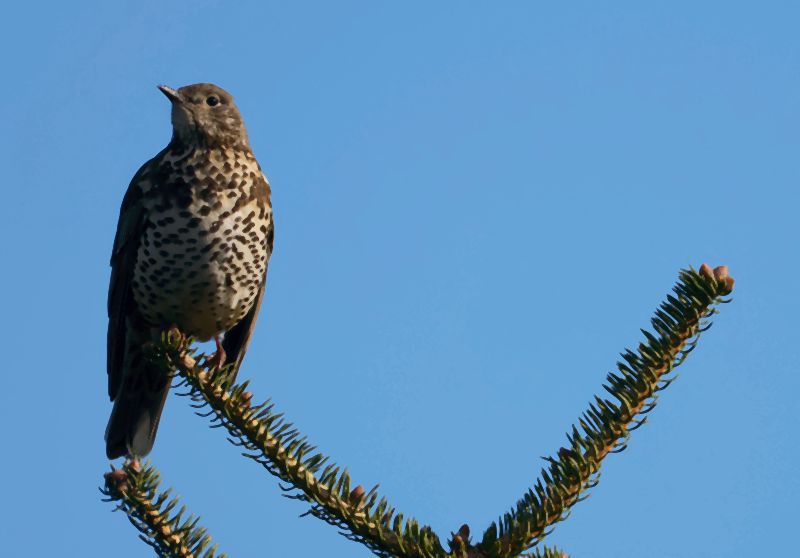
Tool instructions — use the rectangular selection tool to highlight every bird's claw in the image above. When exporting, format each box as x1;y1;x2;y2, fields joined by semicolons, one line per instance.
202;334;227;372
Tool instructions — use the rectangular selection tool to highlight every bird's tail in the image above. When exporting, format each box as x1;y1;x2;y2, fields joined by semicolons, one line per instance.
105;345;170;460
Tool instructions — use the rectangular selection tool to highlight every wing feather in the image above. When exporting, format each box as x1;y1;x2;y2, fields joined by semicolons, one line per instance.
107;161;153;399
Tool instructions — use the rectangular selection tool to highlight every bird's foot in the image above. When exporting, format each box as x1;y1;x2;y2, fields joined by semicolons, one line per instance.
205;334;227;372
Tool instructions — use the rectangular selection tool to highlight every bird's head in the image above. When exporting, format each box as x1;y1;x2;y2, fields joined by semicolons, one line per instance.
158;83;250;149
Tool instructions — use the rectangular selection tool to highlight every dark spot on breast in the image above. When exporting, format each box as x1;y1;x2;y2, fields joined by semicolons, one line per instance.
199;239;219;253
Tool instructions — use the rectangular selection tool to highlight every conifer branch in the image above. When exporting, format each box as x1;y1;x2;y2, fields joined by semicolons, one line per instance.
161;339;446;558
478;265;734;558
101;459;226;558
522;546;568;558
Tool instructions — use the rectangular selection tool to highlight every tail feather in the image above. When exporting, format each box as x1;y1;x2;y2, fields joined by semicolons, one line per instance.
105;343;170;459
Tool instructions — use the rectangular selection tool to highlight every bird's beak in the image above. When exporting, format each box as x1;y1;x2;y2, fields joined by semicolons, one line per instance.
158;85;182;103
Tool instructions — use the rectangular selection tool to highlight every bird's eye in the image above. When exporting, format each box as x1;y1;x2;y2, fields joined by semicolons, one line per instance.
206;96;220;107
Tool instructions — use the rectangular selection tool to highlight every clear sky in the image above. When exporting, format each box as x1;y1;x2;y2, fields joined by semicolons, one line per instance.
1;2;797;557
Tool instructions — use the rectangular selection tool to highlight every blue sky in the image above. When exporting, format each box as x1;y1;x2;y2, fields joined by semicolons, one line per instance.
1;2;798;556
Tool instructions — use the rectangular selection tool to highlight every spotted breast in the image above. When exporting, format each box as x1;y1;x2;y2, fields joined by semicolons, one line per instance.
132;147;272;340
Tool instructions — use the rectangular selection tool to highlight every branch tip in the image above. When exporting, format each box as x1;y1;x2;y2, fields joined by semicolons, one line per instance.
101;460;226;558
700;262;735;294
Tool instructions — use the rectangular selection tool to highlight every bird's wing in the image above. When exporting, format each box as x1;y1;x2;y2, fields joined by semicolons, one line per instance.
107;160;155;400
222;185;274;384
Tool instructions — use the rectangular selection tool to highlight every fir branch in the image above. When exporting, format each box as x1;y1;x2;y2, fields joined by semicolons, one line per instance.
522;546;568;558
446;525;567;558
478;265;734;558
160;340;446;558
101;459;226;558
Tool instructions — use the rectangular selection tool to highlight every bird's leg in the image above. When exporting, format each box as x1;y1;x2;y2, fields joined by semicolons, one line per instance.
206;334;227;372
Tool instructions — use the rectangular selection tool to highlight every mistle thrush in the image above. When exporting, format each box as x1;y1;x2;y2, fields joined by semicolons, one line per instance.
106;83;274;459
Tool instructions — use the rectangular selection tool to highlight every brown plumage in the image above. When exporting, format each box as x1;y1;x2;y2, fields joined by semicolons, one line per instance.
106;83;274;459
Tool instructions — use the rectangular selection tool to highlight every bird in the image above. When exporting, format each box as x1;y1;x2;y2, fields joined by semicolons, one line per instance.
105;83;274;459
